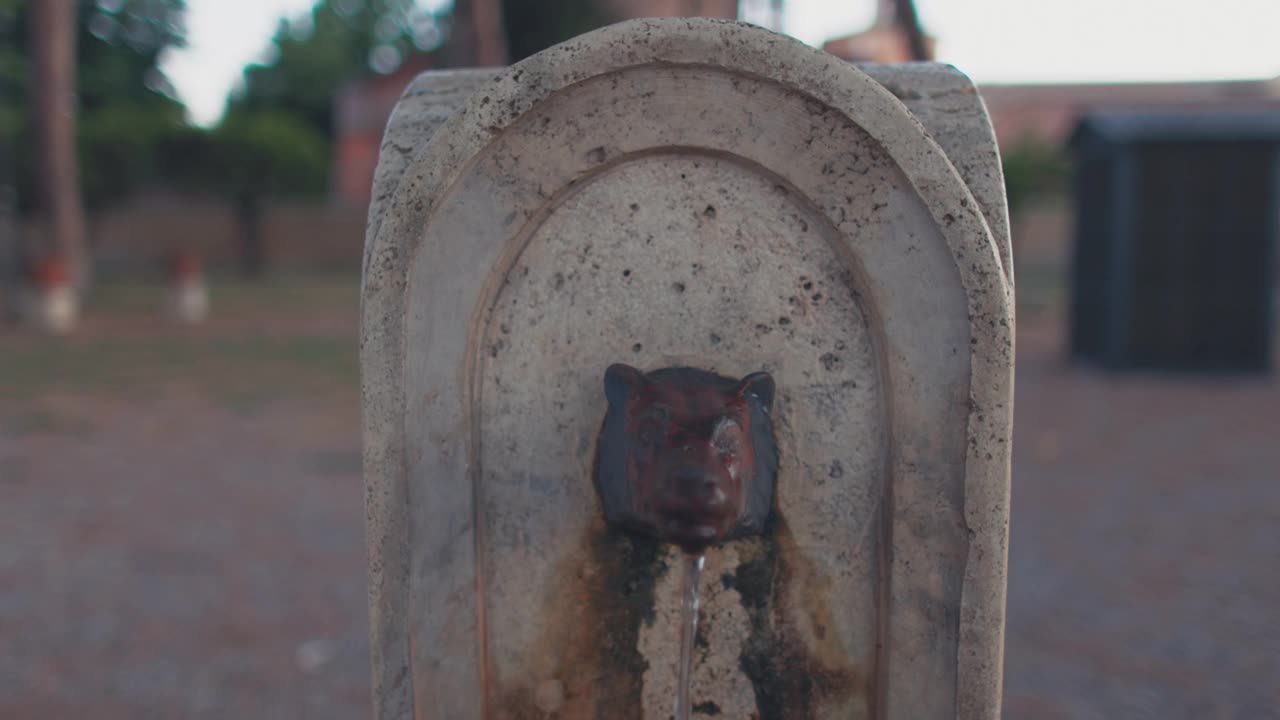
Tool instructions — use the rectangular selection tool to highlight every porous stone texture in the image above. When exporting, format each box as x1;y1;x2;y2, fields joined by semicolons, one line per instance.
364;68;501;264
361;18;1013;719
366;63;1013;288
857;63;1013;285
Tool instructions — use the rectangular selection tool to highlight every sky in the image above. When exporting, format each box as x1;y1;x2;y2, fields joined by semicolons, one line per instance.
162;0;1280;127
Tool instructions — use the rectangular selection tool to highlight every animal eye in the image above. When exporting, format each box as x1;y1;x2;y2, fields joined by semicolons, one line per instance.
714;436;737;455
712;417;741;455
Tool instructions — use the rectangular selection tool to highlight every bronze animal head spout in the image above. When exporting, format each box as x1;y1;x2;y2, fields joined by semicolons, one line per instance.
594;363;778;554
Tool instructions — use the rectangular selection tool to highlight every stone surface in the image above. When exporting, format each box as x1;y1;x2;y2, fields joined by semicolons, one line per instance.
857;63;1013;285
361;18;1013;719
367;64;1013;287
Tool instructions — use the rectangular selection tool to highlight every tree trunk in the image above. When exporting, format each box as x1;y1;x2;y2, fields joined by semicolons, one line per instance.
892;0;932;62
0;183;19;324
446;0;509;67
30;0;88;292
236;192;264;278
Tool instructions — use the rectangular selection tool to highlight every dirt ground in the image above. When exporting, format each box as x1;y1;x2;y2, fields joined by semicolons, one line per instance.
2;277;1277;718
1;278;370;718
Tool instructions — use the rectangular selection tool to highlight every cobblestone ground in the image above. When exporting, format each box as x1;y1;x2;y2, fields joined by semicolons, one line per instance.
2;280;1277;718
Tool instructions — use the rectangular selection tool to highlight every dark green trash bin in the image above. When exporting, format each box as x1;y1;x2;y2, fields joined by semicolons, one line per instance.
1069;110;1280;372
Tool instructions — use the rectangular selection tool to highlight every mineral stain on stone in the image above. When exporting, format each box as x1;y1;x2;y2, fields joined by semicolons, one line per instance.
500;524;665;719
726;515;872;719
693;700;722;715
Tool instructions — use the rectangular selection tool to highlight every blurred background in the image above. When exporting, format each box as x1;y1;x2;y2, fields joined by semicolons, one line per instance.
1;0;1277;717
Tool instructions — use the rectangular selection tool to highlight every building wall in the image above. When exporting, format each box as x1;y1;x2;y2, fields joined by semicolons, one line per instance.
978;79;1280;147
332;58;439;208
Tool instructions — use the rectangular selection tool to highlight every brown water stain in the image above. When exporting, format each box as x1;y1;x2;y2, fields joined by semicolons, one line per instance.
496;514;869;719
728;514;873;719
497;519;666;719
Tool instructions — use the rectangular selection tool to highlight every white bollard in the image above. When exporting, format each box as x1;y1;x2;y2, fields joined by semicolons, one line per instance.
168;250;209;324
22;255;78;335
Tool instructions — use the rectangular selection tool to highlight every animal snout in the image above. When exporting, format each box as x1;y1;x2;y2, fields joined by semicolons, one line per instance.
669;467;725;505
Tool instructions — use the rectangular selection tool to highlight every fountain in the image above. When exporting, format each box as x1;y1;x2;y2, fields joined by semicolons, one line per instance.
361;18;1013;719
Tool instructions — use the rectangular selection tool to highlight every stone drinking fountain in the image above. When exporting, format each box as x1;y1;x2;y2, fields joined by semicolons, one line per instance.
361;18;1013;719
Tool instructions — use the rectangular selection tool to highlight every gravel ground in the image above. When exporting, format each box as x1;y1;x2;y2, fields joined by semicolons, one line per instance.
2;283;1277;718
0;389;370;718
1003;319;1280;719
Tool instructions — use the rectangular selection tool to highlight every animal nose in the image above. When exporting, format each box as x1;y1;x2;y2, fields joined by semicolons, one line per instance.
671;468;720;502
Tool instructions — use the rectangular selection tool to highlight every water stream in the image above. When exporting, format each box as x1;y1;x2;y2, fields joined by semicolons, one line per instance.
675;552;706;720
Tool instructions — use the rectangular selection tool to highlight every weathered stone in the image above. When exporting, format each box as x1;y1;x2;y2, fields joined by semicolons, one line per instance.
362;18;1013;719
364;65;1013;288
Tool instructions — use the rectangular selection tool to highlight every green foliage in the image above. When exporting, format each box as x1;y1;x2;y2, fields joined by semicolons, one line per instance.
77;0;187;112
1;106;222;212
228;0;446;141
1001;136;1070;212
0;0;26;103
500;0;615;62
78;106;183;208
0;0;190;212
202;112;330;198
0;0;186;111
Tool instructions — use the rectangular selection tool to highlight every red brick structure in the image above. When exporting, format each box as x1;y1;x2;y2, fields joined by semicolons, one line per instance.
978;77;1280;147
821;0;935;65
332;55;439;208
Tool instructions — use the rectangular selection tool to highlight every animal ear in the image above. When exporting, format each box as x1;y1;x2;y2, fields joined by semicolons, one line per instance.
604;363;647;408
737;371;775;410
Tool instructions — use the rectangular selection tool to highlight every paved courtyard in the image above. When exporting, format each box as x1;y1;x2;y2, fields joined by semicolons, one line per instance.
1;278;1277;717
1003;319;1280;719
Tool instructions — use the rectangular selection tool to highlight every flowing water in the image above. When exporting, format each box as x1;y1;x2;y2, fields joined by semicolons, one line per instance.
676;552;706;720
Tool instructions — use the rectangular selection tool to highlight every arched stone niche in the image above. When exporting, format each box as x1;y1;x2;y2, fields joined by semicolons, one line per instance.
362;18;1013;720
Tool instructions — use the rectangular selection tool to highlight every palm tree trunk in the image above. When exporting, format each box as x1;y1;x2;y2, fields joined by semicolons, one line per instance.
893;0;932;61
30;0;88;291
0;182;19;325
